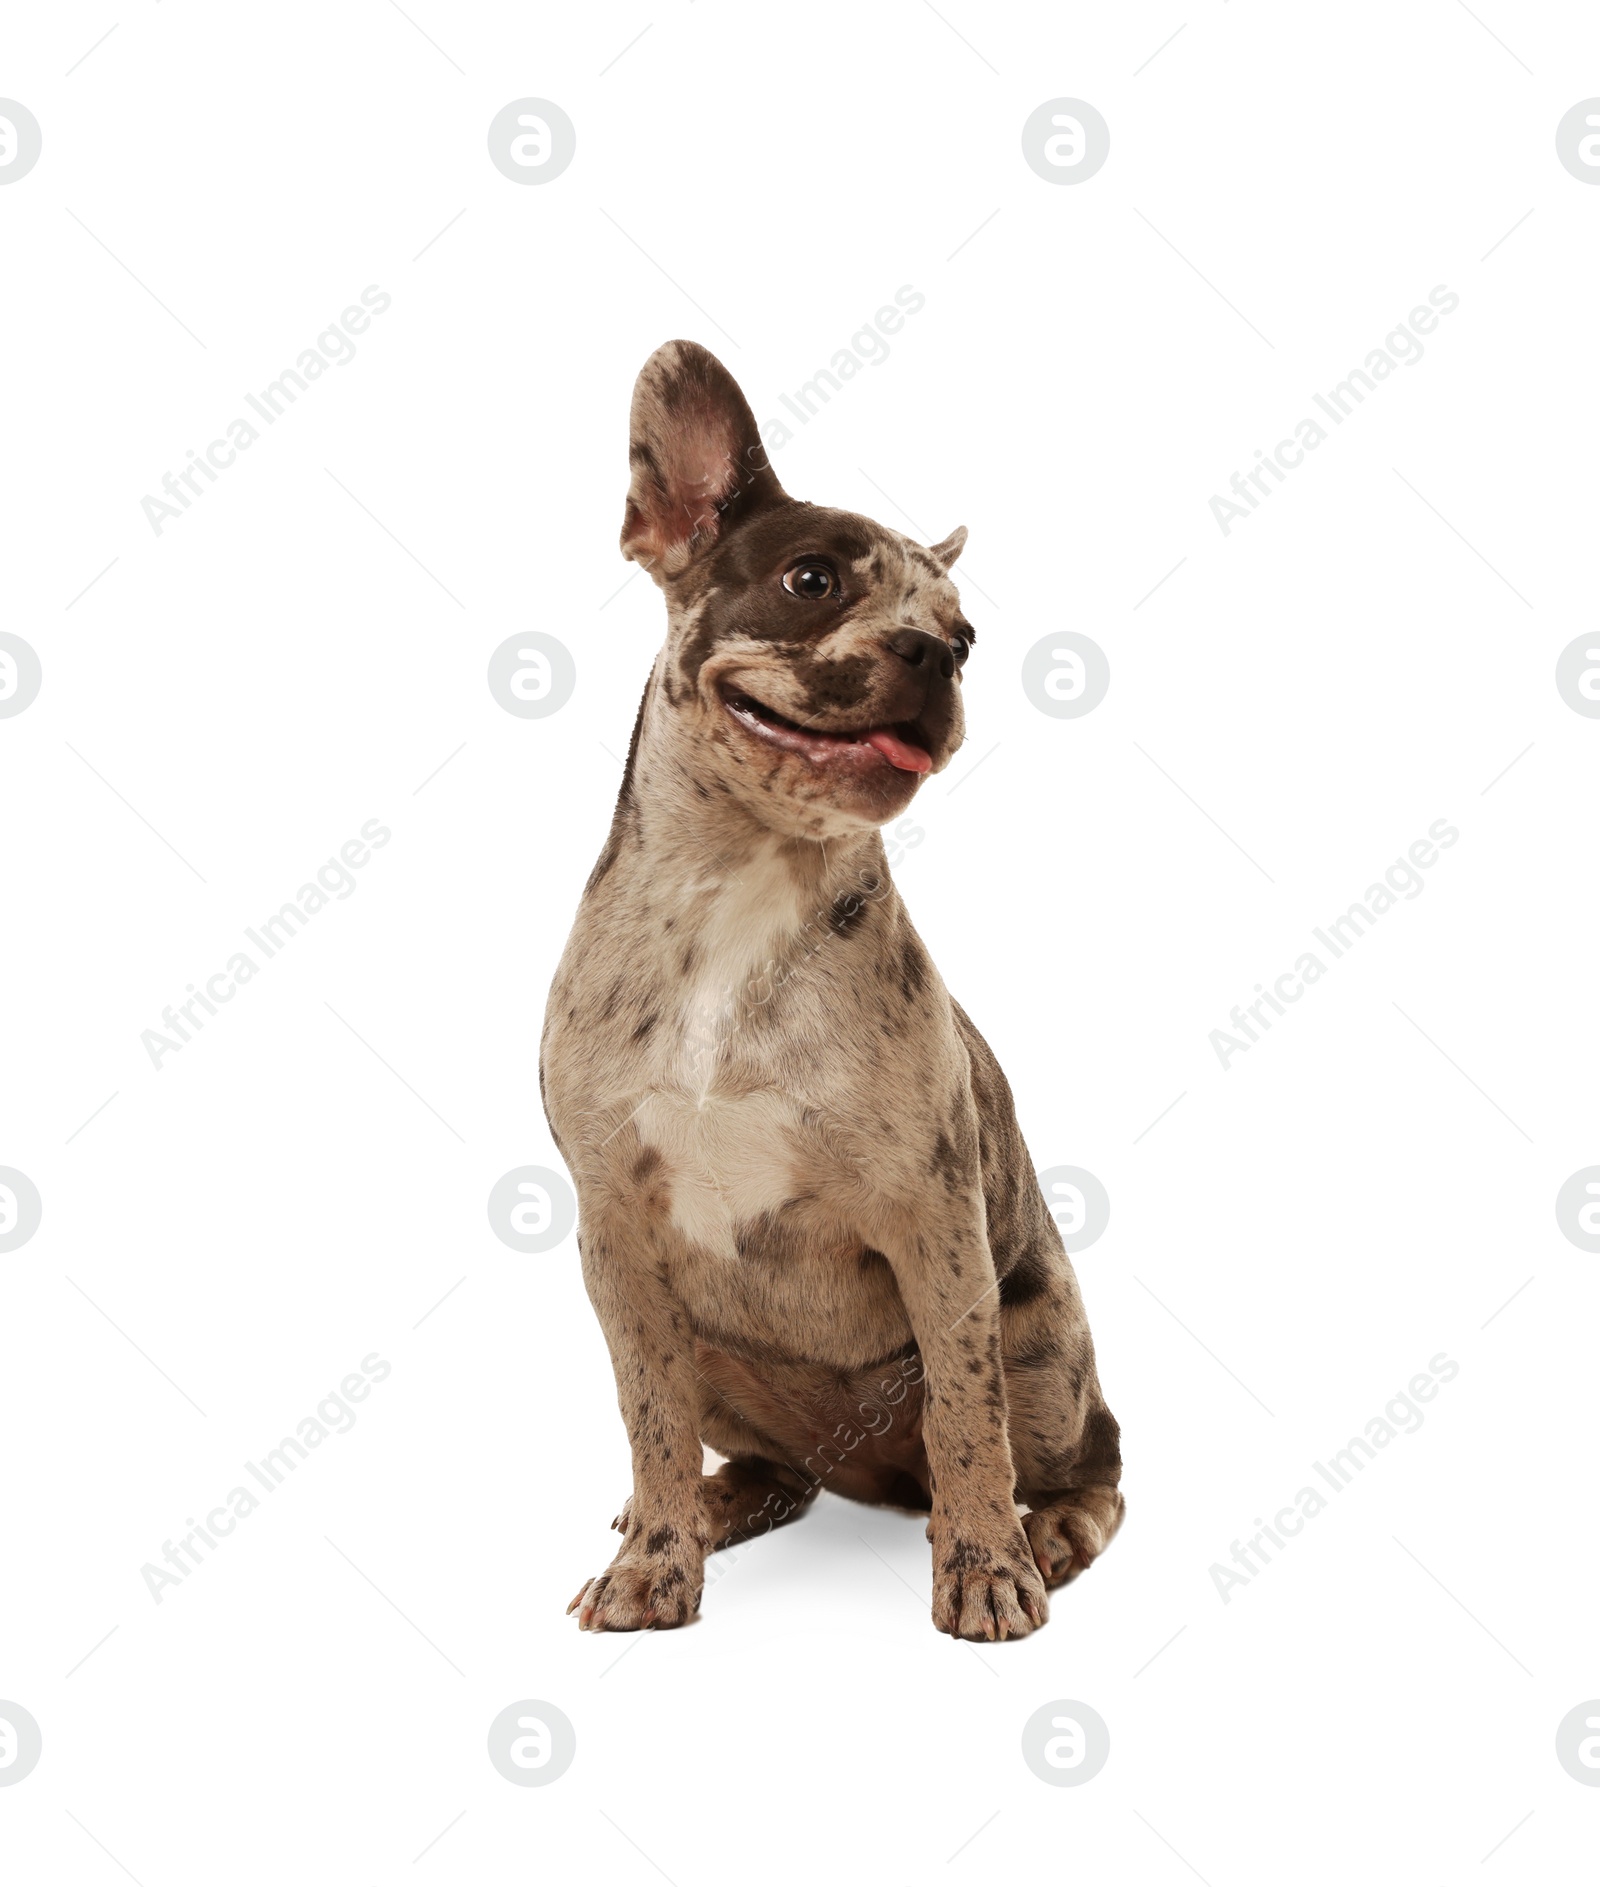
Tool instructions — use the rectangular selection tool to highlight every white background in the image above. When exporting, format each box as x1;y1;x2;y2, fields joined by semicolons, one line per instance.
3;3;1598;1881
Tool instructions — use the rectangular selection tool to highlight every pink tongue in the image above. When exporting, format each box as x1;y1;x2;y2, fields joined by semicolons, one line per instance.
865;728;932;774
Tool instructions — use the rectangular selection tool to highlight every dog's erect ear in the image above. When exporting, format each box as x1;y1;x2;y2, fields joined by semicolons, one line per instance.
620;341;787;579
926;525;968;571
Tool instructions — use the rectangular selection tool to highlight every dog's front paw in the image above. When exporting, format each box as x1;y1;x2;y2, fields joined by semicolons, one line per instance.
567;1547;703;1632
930;1529;1049;1641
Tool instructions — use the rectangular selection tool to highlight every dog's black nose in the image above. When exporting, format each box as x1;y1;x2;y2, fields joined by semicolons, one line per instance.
887;628;954;681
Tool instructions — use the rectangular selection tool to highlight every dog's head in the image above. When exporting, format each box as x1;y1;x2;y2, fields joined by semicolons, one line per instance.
621;340;974;838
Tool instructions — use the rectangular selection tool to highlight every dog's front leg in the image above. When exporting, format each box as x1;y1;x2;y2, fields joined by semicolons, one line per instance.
567;1209;707;1632
871;1200;1050;1641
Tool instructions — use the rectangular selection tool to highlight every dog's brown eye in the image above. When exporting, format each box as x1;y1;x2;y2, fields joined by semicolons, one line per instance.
783;561;835;600
950;632;971;664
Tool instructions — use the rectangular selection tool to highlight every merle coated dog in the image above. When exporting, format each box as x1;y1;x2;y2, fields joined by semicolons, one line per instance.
541;342;1122;1640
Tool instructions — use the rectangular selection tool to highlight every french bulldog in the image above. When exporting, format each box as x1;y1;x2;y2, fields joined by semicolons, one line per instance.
540;341;1122;1640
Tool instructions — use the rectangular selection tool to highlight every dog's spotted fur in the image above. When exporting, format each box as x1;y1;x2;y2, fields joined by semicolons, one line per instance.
542;341;1122;1640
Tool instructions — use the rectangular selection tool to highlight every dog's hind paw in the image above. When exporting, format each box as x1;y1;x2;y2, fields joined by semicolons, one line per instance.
1023;1485;1125;1587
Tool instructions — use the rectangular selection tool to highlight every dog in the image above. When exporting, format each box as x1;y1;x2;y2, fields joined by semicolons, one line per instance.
540;341;1122;1641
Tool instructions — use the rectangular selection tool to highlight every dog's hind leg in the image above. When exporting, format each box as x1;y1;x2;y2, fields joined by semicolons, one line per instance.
701;1457;820;1546
961;998;1124;1594
695;1377;823;1547
615;1455;819;1552
1003;1290;1125;1588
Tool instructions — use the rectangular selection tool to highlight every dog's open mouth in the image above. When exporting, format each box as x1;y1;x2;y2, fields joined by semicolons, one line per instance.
721;687;932;775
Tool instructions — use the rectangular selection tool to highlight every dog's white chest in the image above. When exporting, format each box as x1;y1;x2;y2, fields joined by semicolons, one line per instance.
632;846;826;1254
669;846;805;1095
635;1088;803;1258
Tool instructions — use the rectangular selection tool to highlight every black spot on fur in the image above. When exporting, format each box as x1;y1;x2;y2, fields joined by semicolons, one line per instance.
829;889;870;938
942;1539;995;1573
1073;1404;1123;1482
898;936;931;1005
928;1130;965;1191
998;1242;1050;1308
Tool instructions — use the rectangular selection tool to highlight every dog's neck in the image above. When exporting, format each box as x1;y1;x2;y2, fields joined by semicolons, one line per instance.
610;668;896;972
